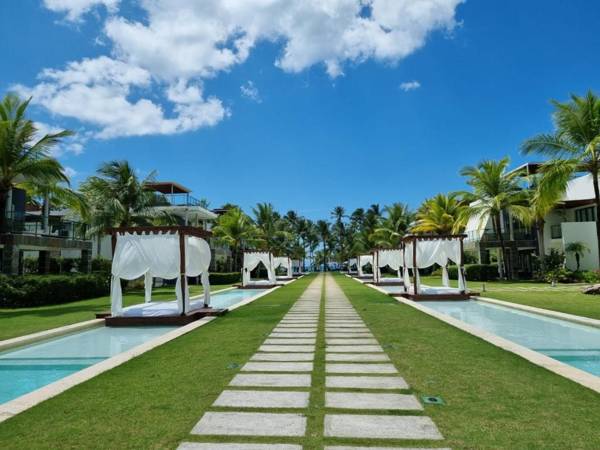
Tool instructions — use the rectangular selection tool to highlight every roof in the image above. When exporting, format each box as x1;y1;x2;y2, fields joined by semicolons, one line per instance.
152;205;218;220
145;181;191;194
508;162;543;177
562;173;595;203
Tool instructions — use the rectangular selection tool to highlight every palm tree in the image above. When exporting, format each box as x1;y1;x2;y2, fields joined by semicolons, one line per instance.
316;220;330;271
79;161;174;255
460;157;529;279
0;94;72;230
411;194;466;235
522;91;600;266
372;203;412;247
212;207;258;271
331;206;348;261
252;202;280;251
565;241;589;271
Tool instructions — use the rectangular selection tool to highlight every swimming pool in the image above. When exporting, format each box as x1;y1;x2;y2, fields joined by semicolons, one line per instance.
0;326;176;404
0;287;271;406
423;300;600;377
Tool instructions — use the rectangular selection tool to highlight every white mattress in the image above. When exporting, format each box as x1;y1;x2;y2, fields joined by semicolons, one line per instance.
121;298;207;317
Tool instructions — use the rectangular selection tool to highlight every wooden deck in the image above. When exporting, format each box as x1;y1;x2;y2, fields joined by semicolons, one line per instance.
99;307;227;327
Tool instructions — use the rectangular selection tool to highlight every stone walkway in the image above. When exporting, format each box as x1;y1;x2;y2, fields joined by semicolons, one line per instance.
178;274;449;450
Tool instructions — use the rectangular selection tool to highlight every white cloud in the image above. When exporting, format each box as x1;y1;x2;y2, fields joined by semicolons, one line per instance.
43;0;120;22
33;121;87;157
31;0;463;139
240;81;261;103
399;80;421;91
63;166;78;178
16;57;227;139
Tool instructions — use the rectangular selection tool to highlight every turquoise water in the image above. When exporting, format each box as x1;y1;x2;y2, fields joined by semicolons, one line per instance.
208;288;269;309
423;300;600;376
0;326;175;404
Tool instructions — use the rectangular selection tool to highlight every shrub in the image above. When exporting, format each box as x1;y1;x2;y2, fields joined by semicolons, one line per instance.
209;272;241;285
441;264;499;281
0;274;110;308
91;257;112;274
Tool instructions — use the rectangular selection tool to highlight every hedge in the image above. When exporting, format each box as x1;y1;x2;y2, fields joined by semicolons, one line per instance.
209;272;241;285
0;274;110;308
433;264;499;281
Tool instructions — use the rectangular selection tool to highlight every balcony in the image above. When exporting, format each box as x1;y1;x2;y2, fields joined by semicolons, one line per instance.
1;212;88;241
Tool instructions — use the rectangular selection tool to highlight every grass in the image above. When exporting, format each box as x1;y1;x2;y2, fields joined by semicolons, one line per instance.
421;274;600;320
0;275;316;450
0;284;233;341
336;274;600;449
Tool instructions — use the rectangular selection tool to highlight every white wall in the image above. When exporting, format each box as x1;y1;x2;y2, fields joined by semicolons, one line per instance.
91;235;113;259
561;222;599;271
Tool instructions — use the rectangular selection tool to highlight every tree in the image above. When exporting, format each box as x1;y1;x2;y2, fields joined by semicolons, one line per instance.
372;203;412;247
460;157;529;279
0;94;72;230
212;207;258;271
79;161;174;243
316;220;330;271
411;193;466;235
522;91;600;267
564;241;589;271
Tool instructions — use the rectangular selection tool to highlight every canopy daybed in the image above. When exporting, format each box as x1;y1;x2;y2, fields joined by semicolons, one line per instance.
347;258;358;275
357;254;373;278
273;256;294;280
373;249;404;285
292;259;304;276
400;234;471;300
107;226;220;325
242;251;277;288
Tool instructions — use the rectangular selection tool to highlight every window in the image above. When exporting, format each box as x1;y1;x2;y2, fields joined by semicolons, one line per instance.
550;224;562;239
575;206;596;223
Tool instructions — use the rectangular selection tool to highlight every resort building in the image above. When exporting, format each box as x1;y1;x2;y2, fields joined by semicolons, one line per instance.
0;187;92;275
465;163;599;276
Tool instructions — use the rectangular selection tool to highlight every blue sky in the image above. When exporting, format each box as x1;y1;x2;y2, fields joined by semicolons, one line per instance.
2;0;600;220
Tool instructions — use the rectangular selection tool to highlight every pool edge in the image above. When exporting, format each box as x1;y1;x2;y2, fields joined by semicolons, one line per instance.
0;317;216;424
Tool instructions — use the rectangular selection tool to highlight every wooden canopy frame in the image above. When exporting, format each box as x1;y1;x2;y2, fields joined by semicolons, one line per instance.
401;234;469;300
108;226;212;315
372;247;403;285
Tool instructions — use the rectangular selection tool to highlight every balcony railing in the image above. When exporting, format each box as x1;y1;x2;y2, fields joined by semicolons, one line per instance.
162;193;205;207
1;213;88;240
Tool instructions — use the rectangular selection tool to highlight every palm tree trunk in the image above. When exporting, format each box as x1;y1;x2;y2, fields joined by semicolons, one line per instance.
0;188;7;231
591;169;600;268
494;213;510;279
536;218;546;273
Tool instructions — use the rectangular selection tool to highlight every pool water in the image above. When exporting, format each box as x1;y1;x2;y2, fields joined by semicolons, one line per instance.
0;326;175;404
208;288;269;309
423;300;600;376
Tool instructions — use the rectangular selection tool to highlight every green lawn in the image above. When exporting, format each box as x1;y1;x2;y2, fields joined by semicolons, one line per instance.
0;284;233;341
336;274;600;449
0;275;316;450
421;274;600;320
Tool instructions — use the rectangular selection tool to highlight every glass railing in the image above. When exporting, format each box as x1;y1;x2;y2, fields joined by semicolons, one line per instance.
1;214;88;240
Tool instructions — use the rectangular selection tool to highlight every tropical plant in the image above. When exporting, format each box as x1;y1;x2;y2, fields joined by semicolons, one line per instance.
0;94;72;230
460;157;530;279
522;91;600;267
372;203;412;247
565;241;589;271
212;207;258;271
411;193;465;235
316;219;330;271
79;160;175;244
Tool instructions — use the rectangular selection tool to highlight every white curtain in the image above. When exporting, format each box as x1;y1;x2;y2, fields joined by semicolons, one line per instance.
110;233;212;316
186;236;212;307
111;232;181;316
242;252;275;285
357;254;373;277
273;256;292;277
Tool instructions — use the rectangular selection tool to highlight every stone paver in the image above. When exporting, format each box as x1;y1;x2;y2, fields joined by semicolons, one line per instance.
242;362;313;372
214;390;310;408
326;363;398;374
263;338;316;345
326;338;378;345
259;345;315;353
324;414;443;440
326;353;390;362
250;353;314;361
270;332;317;338
230;373;311;387
325;392;422;410
178;444;302;450
325;345;384;353
326;375;409;390
325;447;451;450
192;412;306;437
